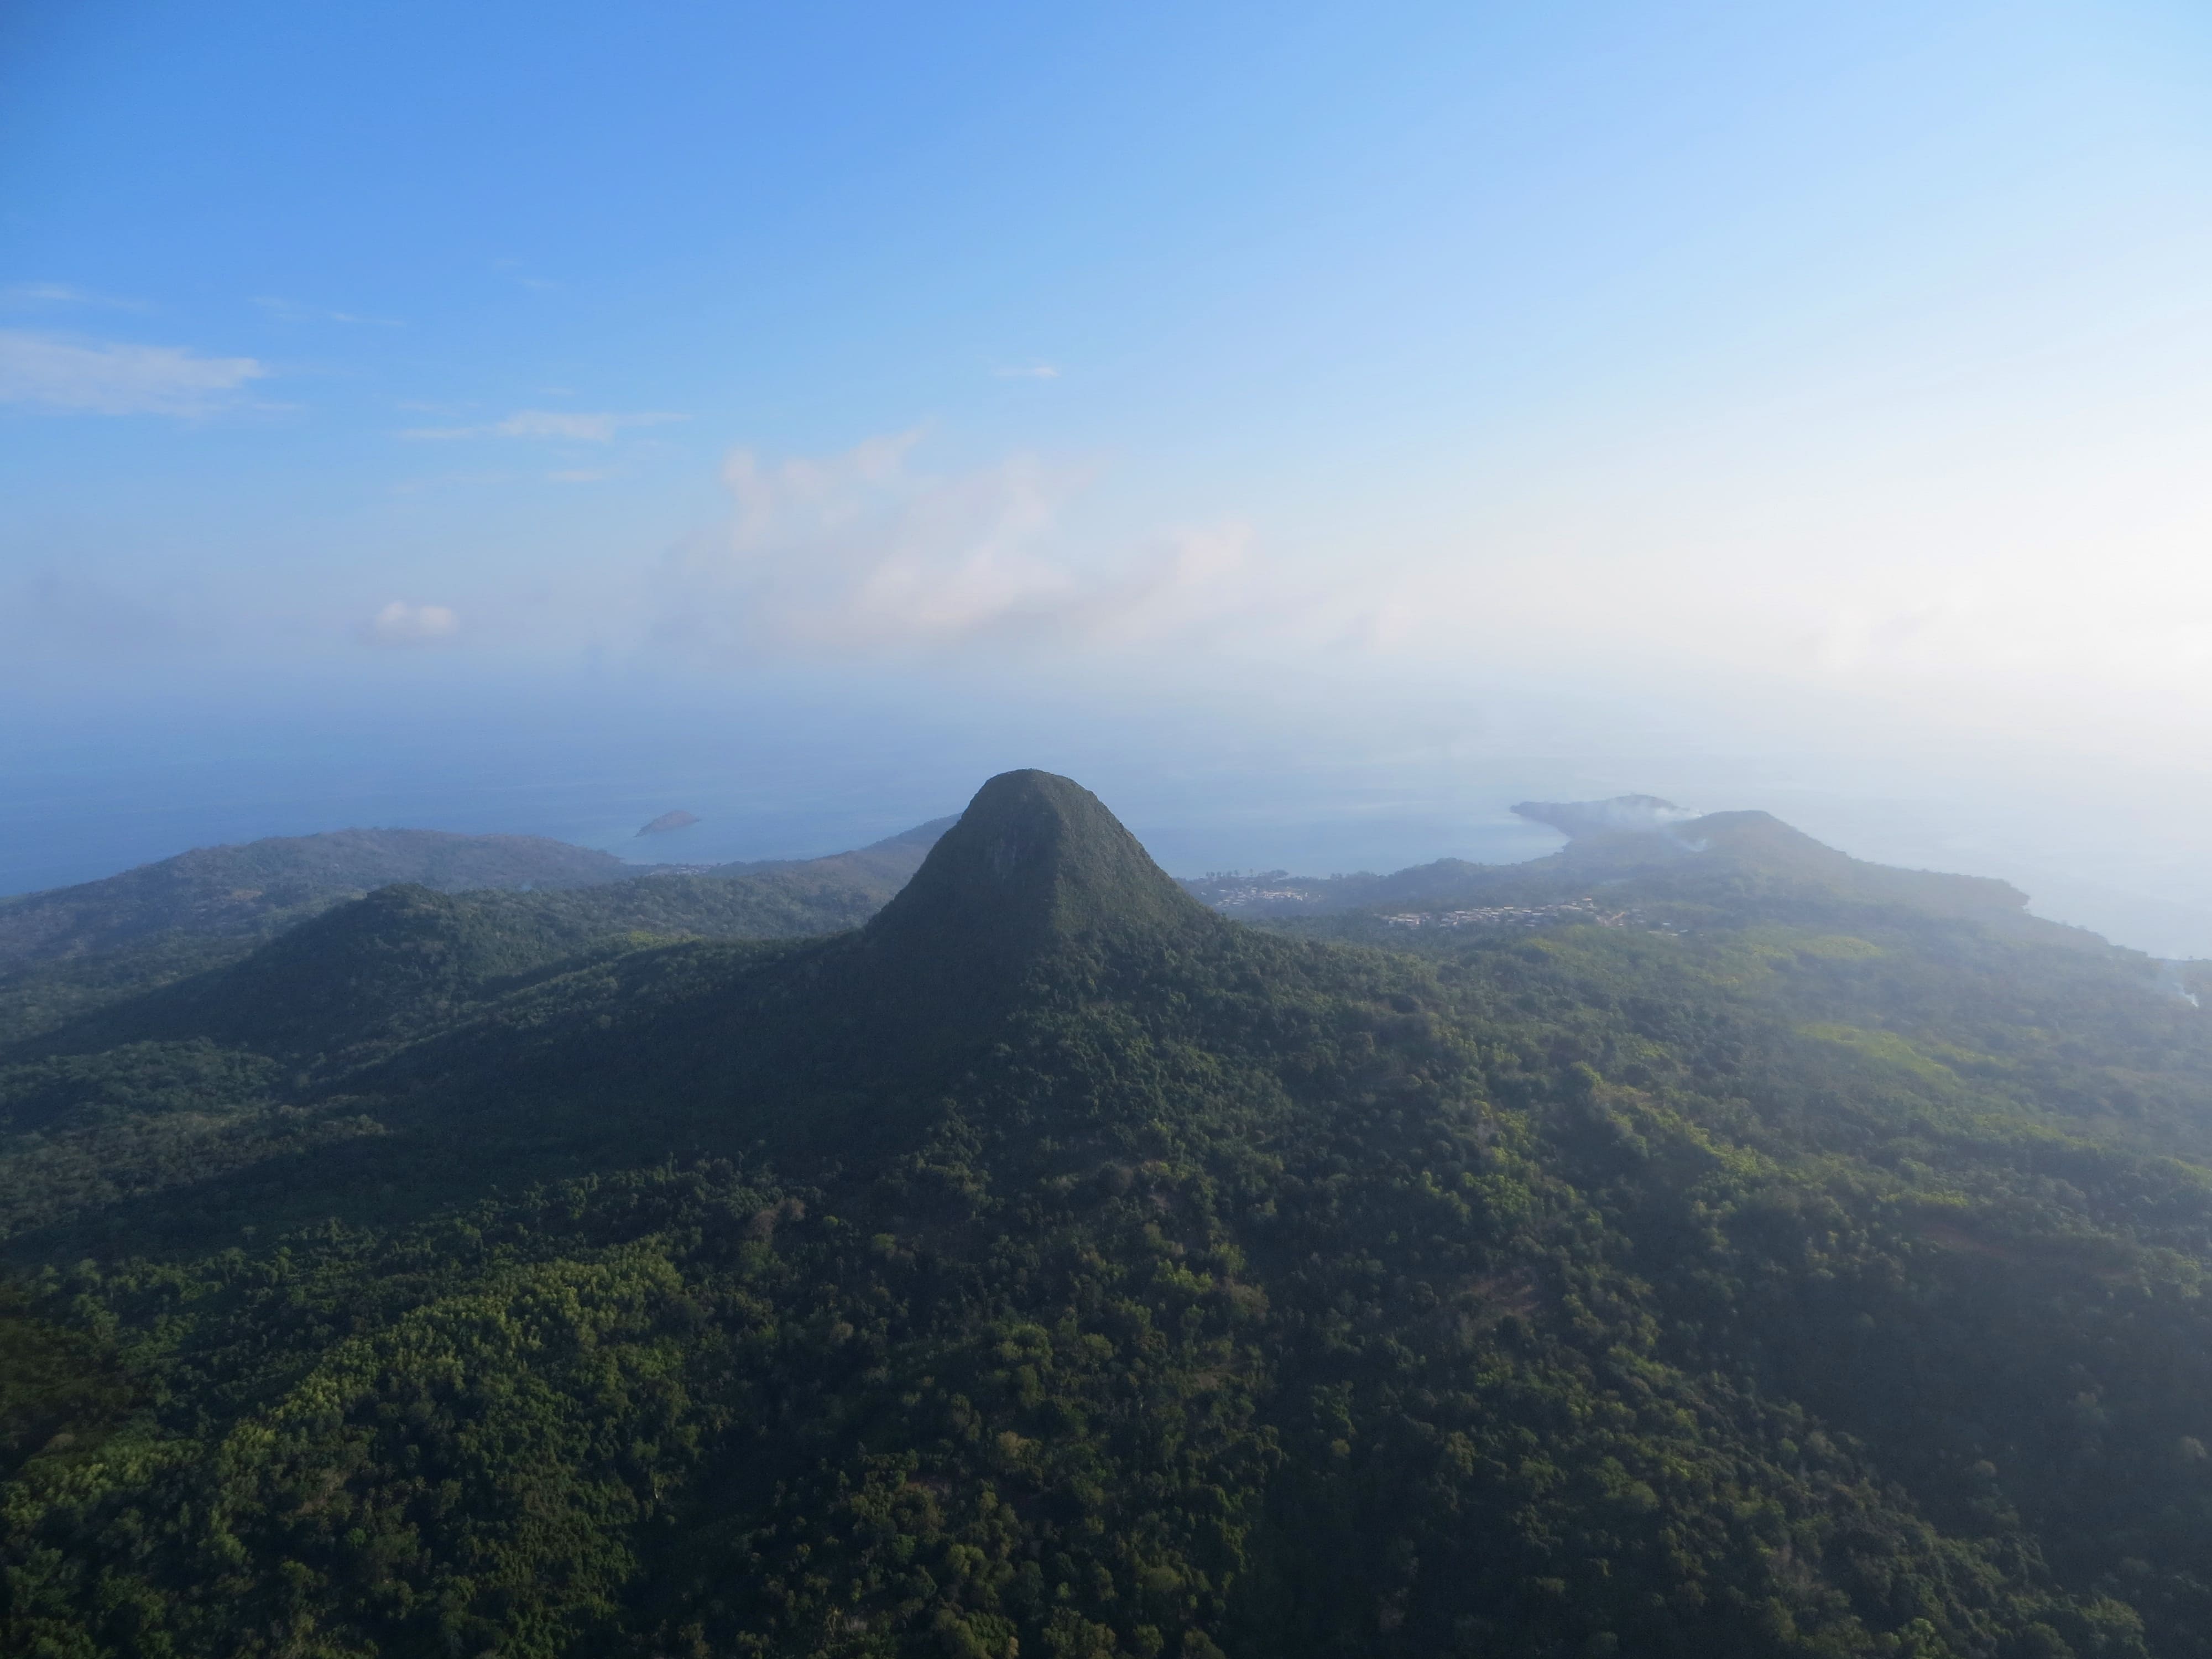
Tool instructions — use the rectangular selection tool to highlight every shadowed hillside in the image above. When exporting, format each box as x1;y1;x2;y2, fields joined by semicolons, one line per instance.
868;771;1219;981
0;818;955;1050
0;827;641;967
0;818;961;972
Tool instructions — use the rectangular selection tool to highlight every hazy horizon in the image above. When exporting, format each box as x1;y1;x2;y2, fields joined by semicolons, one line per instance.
13;692;2212;959
9;1;2212;950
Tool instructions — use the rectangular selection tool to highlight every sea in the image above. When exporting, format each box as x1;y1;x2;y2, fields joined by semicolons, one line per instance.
9;683;2212;959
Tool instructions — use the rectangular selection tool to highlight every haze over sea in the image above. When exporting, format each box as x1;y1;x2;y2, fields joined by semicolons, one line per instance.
13;669;2212;959
8;2;2212;952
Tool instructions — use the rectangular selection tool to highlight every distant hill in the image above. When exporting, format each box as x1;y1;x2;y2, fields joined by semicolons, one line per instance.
0;818;957;1048
709;815;957;886
0;827;639;968
0;817;964;974
7;771;2212;1657
1187;795;2053;938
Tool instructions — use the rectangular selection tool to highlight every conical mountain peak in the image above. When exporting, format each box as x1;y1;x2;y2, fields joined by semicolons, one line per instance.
867;770;1215;969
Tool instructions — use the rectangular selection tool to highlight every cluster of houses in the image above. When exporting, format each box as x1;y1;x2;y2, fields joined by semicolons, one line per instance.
1202;883;1327;910
1192;881;1689;938
1380;898;1653;932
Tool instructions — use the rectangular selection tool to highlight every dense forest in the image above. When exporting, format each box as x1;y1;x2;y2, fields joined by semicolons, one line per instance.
3;771;2210;1658
0;820;950;1051
0;817;951;972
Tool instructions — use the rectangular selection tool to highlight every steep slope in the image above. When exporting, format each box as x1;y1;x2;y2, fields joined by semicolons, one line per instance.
4;774;2212;1659
300;771;1230;1164
867;771;1219;984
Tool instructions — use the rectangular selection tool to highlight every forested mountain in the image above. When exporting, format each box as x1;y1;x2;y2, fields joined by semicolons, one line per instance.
0;820;954;1051
1185;797;2041;931
0;828;641;968
0;818;958;972
4;773;2211;1658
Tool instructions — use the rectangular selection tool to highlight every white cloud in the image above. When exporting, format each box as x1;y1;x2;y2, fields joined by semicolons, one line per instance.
252;295;403;327
655;431;1256;657
993;361;1061;380
359;600;460;646
2;283;149;311
498;410;678;442
402;409;686;442
0;330;266;415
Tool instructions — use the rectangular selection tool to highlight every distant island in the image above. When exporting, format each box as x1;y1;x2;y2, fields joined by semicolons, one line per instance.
635;808;700;836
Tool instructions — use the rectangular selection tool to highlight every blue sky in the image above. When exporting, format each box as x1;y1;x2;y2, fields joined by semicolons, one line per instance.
7;1;2212;948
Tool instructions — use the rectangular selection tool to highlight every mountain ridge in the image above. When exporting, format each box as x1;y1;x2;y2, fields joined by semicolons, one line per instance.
0;817;967;973
0;827;638;967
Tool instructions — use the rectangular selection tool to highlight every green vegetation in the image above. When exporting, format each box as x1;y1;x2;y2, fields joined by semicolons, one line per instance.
0;817;952;975
2;771;2210;1657
0;827;638;968
0;822;951;1053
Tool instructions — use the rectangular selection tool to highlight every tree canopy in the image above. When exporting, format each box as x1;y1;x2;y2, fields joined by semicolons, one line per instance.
3;774;2208;1659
